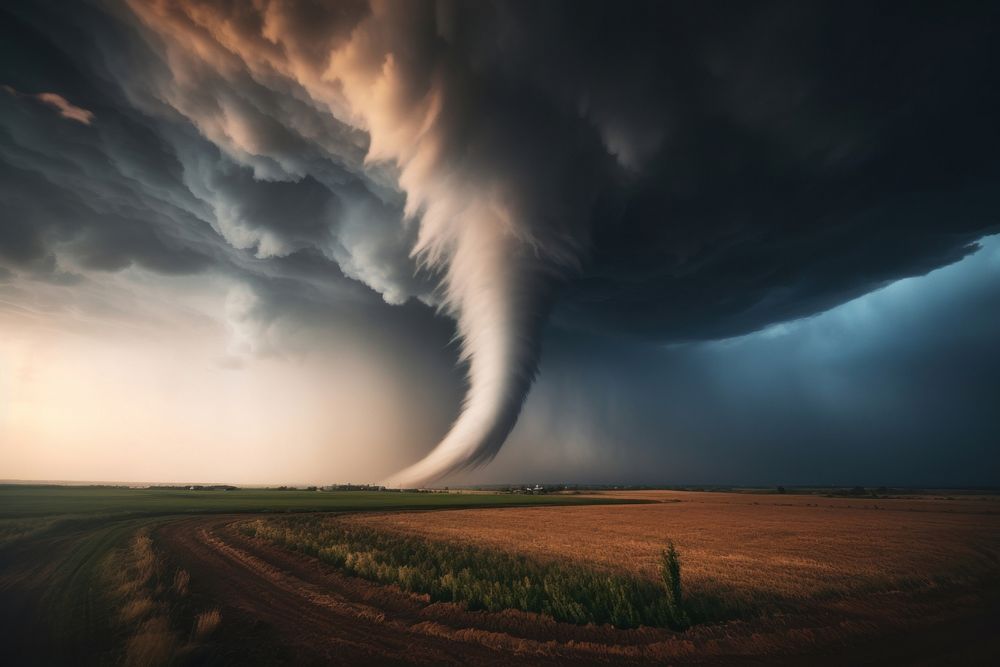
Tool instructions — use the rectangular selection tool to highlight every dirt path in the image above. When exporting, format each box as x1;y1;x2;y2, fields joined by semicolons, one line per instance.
0;515;173;666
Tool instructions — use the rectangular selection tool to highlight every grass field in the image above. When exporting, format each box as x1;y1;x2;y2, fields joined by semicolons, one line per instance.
350;490;1000;610
0;485;635;521
240;515;692;628
2;486;998;665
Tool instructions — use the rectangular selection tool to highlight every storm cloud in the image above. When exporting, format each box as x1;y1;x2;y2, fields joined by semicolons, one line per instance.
2;1;998;485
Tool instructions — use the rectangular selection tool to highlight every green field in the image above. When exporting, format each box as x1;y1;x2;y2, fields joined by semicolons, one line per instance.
0;485;640;520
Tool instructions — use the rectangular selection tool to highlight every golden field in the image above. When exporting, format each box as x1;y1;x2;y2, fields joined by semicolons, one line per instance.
349;490;1000;609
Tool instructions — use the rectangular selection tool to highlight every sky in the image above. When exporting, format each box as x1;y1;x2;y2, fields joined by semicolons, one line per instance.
1;1;998;487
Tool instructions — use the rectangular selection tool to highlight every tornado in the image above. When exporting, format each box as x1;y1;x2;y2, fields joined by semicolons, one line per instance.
382;218;555;488
126;0;593;487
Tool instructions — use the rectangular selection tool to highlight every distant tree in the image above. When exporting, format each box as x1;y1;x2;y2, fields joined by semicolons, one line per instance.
776;486;787;494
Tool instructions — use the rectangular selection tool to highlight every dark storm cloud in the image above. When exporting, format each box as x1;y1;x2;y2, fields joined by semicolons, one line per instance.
0;118;210;280
544;2;1000;340
496;237;1000;487
1;7;216;280
0;0;429;306
1;0;998;483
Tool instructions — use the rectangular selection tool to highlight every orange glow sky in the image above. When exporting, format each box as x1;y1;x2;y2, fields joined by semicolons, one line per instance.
0;270;450;484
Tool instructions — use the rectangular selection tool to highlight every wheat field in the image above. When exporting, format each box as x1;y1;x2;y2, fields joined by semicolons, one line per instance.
349;491;1000;608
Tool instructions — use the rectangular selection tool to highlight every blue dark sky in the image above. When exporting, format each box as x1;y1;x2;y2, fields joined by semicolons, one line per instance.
477;234;1000;487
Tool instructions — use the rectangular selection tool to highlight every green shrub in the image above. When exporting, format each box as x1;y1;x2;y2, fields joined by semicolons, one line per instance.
240;517;693;630
660;540;689;629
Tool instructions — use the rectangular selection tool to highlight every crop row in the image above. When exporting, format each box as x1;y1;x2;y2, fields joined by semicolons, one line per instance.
239;516;689;629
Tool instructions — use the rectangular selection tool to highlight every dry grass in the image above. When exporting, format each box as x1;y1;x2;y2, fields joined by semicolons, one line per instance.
120;597;156;625
103;530;222;665
348;491;1000;609
103;531;177;666
107;532;161;620
172;569;190;596
193;610;221;641
123;617;177;667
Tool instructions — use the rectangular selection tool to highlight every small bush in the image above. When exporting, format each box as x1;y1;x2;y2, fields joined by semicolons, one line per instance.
659;541;689;629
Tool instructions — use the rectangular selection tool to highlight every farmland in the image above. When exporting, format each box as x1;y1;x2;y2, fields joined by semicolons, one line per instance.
239;515;692;628
350;490;1000;606
0;485;638;665
1;486;998;664
345;490;1000;662
0;485;632;522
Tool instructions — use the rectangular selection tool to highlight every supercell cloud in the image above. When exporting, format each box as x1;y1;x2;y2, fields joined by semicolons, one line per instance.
2;1;999;485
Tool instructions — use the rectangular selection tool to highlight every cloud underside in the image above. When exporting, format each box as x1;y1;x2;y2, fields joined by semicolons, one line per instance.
2;1;999;484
